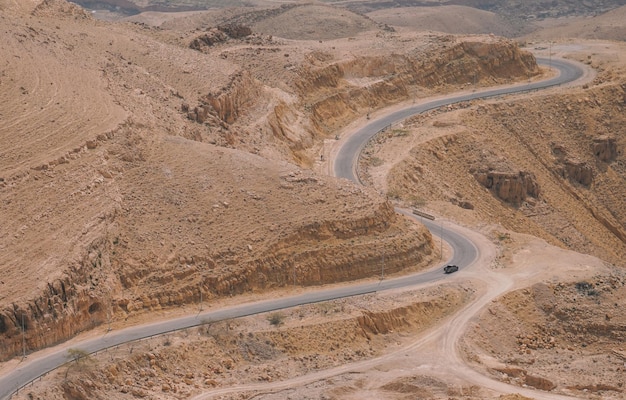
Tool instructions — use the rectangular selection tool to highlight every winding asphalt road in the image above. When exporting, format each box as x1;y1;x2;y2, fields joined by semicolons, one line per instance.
0;57;584;399
334;57;584;182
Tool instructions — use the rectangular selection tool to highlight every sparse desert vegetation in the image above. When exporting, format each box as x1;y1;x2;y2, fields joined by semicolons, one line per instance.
1;0;624;399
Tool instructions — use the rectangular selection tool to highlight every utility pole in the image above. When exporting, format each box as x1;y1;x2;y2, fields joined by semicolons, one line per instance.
197;267;204;314
440;221;443;260
293;265;296;287
22;314;26;359
549;41;552;69
381;250;385;280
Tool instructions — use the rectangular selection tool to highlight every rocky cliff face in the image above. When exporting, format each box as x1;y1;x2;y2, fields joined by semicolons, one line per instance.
185;36;538;166
552;144;595;186
186;72;262;125
0;131;435;361
0;236;113;361
106;152;435;315
298;39;537;136
474;169;540;205
561;158;594;186
593;136;619;162
386;82;626;265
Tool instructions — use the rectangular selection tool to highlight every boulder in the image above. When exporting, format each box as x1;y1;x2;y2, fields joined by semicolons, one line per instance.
474;170;540;205
562;158;593;186
525;374;556;391
592;136;618;162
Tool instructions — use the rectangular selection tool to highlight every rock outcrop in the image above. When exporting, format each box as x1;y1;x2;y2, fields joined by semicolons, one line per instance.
561;158;593;186
298;39;537;136
190;29;229;49
204;72;262;124
474;169;540;205
494;368;557;391
182;36;538;167
189;24;252;51
593;136;619;162
0;238;112;362
186;72;262;125
552;144;594;186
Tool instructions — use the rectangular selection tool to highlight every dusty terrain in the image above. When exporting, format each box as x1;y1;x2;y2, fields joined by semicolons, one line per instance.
367;5;533;38
15;284;475;399
524;5;626;42
1;0;625;400
1;0;540;361
368;40;626;266
2;0;453;360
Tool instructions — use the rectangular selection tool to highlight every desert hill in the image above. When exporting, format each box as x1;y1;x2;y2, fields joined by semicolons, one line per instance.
1;0;444;359
452;0;625;18
159;2;378;40
334;0;626;18
0;0;542;361
365;70;626;266
0;0;543;361
3;0;626;399
366;4;532;37
245;3;378;40
128;2;379;40
525;5;626;42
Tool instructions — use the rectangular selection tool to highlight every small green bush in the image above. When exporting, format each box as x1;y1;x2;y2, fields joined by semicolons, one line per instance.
392;129;408;137
370;157;384;167
267;312;285;326
387;188;402;200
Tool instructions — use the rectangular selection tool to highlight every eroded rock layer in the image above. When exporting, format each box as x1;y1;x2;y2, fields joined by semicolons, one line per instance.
0;0;537;360
386;83;626;265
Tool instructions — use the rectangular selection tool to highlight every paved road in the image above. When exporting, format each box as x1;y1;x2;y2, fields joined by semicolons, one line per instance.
0;57;583;399
334;57;584;181
0;223;471;399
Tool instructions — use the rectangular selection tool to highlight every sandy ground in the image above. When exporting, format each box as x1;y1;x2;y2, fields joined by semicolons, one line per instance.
11;48;612;400
185;225;609;400
3;2;625;399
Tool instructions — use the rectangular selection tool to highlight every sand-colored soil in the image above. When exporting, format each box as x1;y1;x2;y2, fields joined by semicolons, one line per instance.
2;1;625;399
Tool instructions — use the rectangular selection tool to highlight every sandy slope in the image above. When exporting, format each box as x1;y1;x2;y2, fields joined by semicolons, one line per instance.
367;5;532;38
2;1;625;399
1;0;443;364
524;5;626;41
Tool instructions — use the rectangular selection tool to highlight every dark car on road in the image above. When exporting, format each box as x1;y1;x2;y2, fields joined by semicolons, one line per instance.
444;265;459;274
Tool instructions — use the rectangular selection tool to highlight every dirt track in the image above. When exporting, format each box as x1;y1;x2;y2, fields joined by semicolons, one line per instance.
2;2;624;399
188;225;608;400
186;58;605;400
